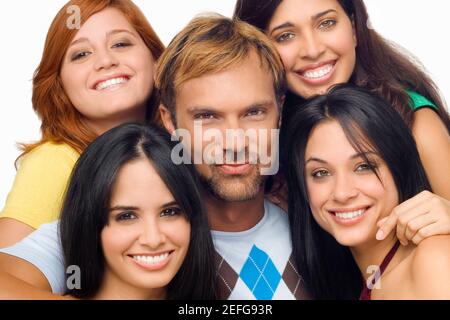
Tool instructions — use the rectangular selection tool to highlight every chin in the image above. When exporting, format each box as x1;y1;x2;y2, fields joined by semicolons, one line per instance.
332;230;375;247
109;99;143;112
333;235;364;247
129;273;173;290
141;279;172;290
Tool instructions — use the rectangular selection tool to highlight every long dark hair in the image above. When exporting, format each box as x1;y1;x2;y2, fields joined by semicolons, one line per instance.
234;0;450;130
60;123;218;299
280;84;432;299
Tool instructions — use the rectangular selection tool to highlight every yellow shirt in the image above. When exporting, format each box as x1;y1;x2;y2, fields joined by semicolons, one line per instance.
0;142;79;229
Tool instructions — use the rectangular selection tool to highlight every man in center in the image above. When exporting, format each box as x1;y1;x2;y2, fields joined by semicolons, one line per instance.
156;14;306;299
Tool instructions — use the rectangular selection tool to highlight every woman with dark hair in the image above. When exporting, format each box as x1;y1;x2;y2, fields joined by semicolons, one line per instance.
281;84;450;299
59;123;218;300
234;0;450;199
234;0;450;247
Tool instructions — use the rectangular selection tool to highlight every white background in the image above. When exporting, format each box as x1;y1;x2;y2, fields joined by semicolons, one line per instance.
0;0;449;206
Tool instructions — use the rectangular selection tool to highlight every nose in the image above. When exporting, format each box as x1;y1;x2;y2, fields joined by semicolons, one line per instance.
222;119;249;163
94;49;119;71
331;173;359;203
138;219;166;249
298;31;325;60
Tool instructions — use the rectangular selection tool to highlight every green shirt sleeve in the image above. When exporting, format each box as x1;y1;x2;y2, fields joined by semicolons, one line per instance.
406;90;438;111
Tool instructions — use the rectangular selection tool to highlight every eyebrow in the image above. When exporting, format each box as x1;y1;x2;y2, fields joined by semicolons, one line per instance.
269;22;295;35
187;101;275;115
109;200;179;212
305;157;328;165
109;205;139;212
69;29;137;48
350;151;379;160
306;151;379;165
187;107;220;115
160;201;179;210
313;9;337;21
269;9;338;35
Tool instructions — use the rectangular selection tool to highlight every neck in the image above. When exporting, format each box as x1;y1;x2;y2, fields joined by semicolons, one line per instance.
206;189;266;232
84;105;147;136
350;233;400;282
93;270;167;300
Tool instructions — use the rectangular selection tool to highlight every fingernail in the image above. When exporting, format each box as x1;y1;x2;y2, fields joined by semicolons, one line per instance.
376;229;384;240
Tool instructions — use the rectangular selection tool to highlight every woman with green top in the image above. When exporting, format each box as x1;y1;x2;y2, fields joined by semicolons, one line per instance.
234;0;450;245
234;0;449;198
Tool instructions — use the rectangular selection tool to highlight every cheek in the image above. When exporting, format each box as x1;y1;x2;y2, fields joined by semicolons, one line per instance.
193;126;216;174
60;65;91;110
61;61;87;91
101;226;135;259
358;175;398;216
306;179;335;230
307;179;330;212
376;176;399;215
362;177;388;200
249;118;279;149
131;49;155;82
332;28;357;60
275;44;297;70
165;219;191;250
60;71;76;99
307;183;331;230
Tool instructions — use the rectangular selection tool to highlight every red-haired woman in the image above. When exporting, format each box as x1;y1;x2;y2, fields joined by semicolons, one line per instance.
0;0;164;247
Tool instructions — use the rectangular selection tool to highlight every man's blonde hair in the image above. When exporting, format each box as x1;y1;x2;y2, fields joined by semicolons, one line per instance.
155;14;286;117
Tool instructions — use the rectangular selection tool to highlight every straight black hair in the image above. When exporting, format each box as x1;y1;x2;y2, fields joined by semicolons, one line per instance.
280;84;432;299
234;0;450;131
60;123;218;299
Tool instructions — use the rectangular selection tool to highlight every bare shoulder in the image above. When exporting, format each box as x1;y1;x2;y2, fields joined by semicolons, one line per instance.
409;235;450;299
412;108;449;143
412;108;450;198
414;234;450;254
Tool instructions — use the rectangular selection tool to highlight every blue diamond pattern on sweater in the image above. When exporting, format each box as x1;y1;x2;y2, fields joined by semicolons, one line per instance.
240;245;281;299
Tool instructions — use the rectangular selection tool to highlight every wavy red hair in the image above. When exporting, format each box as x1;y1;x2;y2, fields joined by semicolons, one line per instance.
22;0;164;157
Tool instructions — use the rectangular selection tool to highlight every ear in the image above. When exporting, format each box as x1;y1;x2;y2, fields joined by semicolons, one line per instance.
159;104;176;134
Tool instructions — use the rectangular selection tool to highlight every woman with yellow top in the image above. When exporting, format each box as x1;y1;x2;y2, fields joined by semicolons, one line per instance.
0;0;164;247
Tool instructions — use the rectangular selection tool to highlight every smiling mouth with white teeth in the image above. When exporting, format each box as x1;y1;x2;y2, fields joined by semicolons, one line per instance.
330;207;370;222
297;61;336;81
334;209;365;220
303;64;333;79
95;76;130;91
129;251;174;266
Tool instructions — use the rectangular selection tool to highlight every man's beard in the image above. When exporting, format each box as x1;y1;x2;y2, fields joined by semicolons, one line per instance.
198;165;265;202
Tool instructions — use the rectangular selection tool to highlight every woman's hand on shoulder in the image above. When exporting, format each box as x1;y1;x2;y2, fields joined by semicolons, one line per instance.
376;191;450;245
